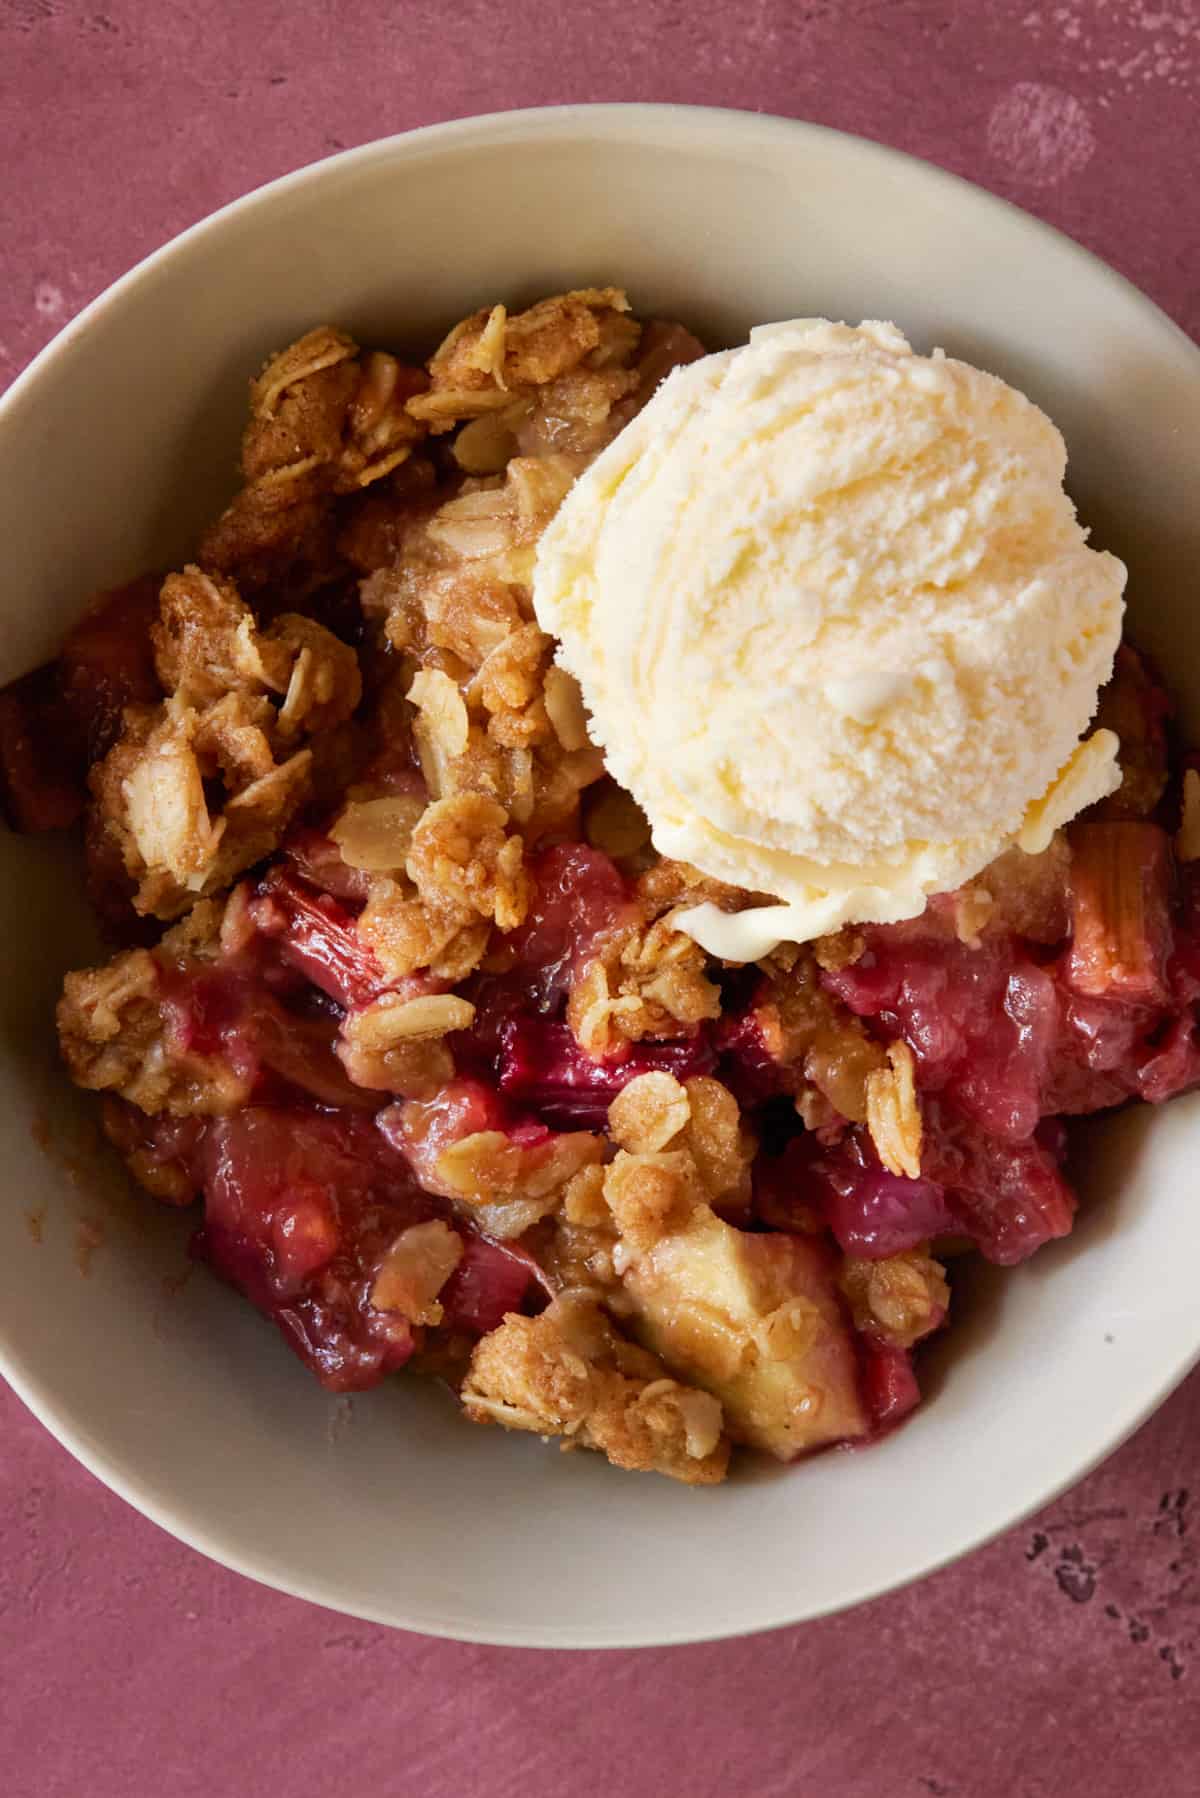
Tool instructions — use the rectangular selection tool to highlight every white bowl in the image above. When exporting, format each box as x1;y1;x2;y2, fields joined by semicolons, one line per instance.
3;104;1200;1649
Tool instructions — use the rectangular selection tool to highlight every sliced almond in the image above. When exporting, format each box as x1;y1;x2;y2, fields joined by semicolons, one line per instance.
330;795;427;872
543;666;592;752
453;412;518;475
865;1039;923;1180
1018;729;1122;854
253;327;357;417
351;992;476;1048
408;667;469;758
463;304;508;386
407;386;515;431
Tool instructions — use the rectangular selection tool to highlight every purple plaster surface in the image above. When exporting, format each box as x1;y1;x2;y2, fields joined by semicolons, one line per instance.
2;2;1200;1793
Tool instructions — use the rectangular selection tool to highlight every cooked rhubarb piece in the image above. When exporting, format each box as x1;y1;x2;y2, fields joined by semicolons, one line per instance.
1040;991;1143;1116
716;1002;799;1107
787;1109;1074;1268
824;924;1059;1143
378;1076;604;1244
1091;643;1171;821
283;826;374;904
57;575;162;760
497;1015;715;1127
437;1234;542;1336
194;1108;434;1388
195;1106;531;1388
1064;822;1174;1006
250;870;388;1010
922;1111;1076;1265
1137;1016;1200;1104
378;1076;509;1177
859;1342;922;1433
803;1143;957;1259
0;663;85;831
504;842;635;1003
952;959;1059;1142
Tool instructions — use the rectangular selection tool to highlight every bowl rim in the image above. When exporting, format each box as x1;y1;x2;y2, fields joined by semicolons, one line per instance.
3;101;1200;1648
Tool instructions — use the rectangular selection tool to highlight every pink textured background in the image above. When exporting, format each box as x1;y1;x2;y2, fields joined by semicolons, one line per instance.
3;3;1200;1793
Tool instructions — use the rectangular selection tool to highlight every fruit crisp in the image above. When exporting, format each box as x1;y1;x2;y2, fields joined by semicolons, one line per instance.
7;289;1200;1484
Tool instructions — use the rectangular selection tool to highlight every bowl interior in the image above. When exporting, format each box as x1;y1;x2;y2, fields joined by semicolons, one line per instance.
2;106;1199;1647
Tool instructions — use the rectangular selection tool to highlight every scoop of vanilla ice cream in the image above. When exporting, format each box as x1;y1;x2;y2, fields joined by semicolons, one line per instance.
532;319;1126;957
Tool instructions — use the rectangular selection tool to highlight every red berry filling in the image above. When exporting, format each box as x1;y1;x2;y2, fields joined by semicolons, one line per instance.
193;1107;537;1390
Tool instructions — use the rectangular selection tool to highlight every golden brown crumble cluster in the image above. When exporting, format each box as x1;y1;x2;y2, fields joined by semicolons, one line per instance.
59;898;247;1115
462;1293;729;1486
90;567;361;919
742;945;894;1138
839;1250;949;1351
56;290;956;1485
456;1065;895;1475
